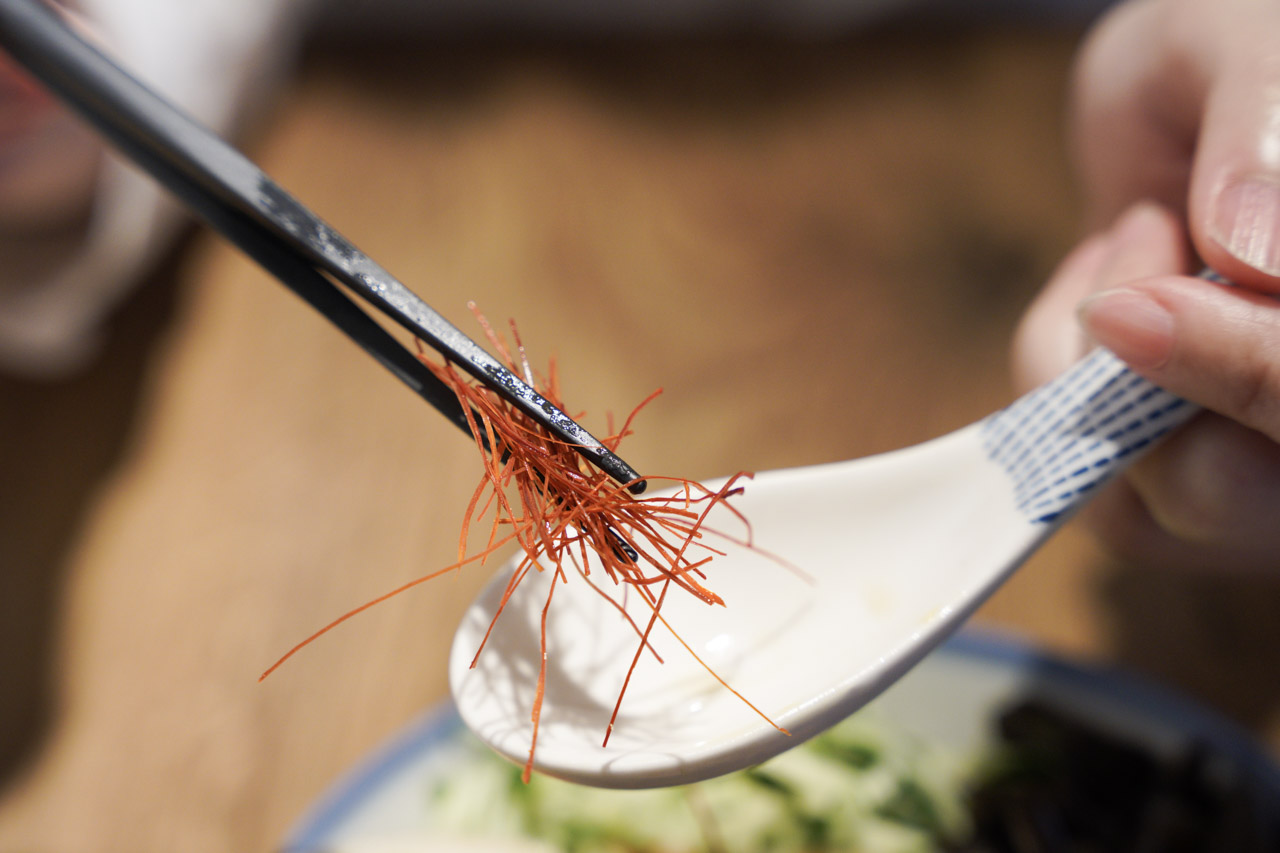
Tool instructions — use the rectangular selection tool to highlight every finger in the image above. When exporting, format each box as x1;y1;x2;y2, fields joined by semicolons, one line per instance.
1012;233;1108;390
1091;202;1193;292
1012;203;1189;389
1079;273;1280;440
1128;413;1280;549
1190;33;1280;291
1072;0;1280;294
1080;413;1280;572
1069;0;1206;225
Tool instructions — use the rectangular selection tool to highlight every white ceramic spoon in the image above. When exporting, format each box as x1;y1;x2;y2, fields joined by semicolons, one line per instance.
449;346;1199;789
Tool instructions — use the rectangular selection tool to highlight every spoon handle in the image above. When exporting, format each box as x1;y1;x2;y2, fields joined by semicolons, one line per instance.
980;348;1197;523
980;269;1229;523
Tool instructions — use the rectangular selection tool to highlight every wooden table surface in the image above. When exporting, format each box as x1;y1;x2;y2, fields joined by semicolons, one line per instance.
3;23;1279;852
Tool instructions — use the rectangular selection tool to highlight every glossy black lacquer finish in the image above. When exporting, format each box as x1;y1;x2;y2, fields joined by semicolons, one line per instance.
0;0;644;493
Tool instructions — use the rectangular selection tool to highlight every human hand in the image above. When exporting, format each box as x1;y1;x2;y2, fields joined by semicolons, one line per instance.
1013;0;1280;572
0;0;306;376
0;5;101;228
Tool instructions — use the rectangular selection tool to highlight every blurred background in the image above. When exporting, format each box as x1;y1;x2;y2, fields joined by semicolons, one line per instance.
3;1;1279;850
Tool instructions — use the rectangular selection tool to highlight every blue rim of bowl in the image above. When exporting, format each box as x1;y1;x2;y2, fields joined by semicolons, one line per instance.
283;630;1280;850
283;699;463;852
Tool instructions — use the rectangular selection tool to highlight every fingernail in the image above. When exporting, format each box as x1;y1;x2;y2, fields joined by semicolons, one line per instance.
1078;288;1174;369
1210;176;1280;275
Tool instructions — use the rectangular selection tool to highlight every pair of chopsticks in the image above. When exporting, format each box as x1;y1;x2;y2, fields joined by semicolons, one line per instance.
0;0;645;493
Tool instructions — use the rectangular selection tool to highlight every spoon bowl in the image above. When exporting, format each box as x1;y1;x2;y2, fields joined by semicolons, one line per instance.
450;348;1199;788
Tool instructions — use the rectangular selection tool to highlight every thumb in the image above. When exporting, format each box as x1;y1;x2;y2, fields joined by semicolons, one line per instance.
1079;274;1280;441
1190;27;1280;291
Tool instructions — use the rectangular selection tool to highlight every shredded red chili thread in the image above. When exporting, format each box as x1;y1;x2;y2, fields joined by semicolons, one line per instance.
262;305;790;782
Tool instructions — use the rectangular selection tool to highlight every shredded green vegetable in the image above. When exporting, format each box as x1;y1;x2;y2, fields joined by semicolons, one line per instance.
425;713;972;853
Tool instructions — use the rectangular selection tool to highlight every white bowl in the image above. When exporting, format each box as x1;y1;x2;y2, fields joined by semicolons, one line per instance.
284;631;1280;850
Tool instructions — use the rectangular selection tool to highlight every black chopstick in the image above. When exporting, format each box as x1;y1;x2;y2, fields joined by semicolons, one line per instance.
0;0;645;493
